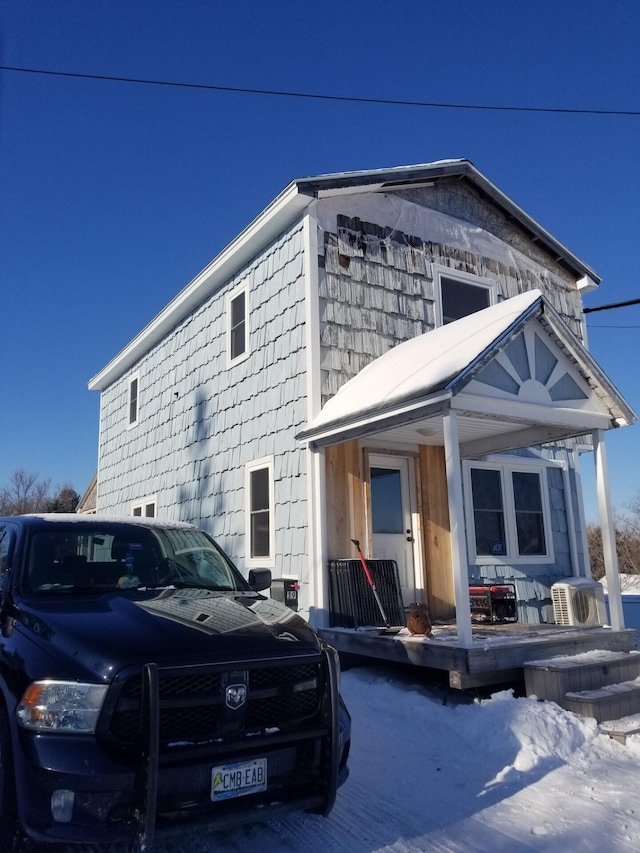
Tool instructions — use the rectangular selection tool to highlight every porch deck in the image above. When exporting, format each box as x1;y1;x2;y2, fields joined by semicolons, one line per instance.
318;622;639;690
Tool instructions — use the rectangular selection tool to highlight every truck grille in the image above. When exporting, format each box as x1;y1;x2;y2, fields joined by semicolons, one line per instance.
107;661;323;747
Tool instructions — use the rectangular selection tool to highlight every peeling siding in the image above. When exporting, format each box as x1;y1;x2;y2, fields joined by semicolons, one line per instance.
97;221;310;587
317;192;585;405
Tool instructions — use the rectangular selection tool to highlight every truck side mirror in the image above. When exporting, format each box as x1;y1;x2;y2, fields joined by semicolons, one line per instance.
248;569;272;592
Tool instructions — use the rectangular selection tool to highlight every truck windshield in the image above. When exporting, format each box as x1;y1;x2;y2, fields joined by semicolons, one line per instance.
23;525;248;594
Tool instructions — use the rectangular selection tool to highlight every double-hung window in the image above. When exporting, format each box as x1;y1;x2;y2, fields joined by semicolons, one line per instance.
435;267;493;326
464;460;552;564
245;457;274;567
227;284;249;365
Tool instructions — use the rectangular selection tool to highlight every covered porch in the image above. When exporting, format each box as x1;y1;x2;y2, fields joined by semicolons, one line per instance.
298;291;636;659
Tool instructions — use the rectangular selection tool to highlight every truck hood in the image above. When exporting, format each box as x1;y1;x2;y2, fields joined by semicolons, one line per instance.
17;588;322;682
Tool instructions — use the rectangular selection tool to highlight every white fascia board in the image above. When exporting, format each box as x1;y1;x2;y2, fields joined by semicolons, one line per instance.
297;391;452;447
451;392;613;431
540;309;637;425
89;184;312;391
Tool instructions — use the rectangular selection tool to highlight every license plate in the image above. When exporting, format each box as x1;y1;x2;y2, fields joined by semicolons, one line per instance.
211;758;267;801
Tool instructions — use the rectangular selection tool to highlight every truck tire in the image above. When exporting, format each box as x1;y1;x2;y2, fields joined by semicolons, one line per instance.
0;703;19;852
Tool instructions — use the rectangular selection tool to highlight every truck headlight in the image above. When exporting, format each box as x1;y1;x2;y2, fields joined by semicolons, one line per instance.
17;681;108;734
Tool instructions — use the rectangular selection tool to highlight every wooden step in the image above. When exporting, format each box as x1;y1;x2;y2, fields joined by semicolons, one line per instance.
523;650;640;706
563;679;640;723
600;714;640;745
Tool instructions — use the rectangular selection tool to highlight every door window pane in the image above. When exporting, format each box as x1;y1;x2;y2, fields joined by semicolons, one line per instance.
470;468;506;556
370;468;403;534
513;471;546;555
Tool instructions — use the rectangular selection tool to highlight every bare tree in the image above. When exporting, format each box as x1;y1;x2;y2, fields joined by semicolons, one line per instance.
588;498;640;581
0;469;51;515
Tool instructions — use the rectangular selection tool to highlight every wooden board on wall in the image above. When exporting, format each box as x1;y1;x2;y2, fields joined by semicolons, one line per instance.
419;445;455;620
325;441;364;560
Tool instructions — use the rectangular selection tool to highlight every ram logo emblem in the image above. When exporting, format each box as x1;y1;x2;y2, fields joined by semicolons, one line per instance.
225;684;247;710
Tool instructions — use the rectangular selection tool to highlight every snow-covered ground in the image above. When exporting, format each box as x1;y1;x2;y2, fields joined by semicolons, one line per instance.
147;662;640;853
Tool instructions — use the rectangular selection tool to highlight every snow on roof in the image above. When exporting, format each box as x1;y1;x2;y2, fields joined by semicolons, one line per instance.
301;290;543;436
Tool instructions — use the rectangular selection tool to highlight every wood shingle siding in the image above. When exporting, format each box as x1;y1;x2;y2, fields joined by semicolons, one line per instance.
317;191;585;407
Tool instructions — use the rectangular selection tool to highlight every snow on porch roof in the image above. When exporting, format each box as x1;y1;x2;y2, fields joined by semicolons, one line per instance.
296;290;636;447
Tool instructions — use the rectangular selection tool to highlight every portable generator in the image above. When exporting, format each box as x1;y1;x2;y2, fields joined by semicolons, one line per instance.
469;583;518;622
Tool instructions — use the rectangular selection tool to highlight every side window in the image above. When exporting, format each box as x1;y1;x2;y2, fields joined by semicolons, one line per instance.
227;284;249;365
464;461;552;564
245;457;274;567
128;375;139;427
132;496;157;517
470;468;506;556
512;470;547;556
435;268;493;326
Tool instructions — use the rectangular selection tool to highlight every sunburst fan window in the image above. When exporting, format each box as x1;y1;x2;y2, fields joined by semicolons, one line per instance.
474;330;587;404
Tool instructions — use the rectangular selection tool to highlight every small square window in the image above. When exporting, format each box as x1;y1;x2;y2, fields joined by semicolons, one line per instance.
441;277;490;324
435;268;493;327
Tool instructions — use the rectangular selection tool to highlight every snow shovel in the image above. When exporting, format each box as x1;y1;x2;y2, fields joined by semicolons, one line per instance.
351;539;401;635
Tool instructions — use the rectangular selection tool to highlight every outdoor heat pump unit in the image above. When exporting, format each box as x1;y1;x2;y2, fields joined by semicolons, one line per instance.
551;578;607;627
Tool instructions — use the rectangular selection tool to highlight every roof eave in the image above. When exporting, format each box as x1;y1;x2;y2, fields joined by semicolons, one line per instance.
89;159;600;391
88;182;313;391
298;160;600;285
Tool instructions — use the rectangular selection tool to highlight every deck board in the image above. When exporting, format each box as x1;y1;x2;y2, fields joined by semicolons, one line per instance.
319;623;638;688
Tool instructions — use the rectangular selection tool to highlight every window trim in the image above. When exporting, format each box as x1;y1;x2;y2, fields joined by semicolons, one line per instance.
433;266;495;327
462;458;554;565
131;495;157;518
227;282;250;367
245;456;275;569
127;374;140;428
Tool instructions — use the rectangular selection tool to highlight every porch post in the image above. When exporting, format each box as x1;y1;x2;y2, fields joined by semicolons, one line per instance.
593;429;624;630
443;410;472;648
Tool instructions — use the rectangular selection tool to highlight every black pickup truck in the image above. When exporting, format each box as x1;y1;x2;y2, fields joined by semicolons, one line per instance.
0;514;350;851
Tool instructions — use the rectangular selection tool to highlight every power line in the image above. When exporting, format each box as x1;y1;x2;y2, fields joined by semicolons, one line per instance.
584;298;640;314
2;64;640;117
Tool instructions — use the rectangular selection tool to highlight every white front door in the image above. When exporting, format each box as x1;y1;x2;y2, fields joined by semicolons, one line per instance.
369;454;417;607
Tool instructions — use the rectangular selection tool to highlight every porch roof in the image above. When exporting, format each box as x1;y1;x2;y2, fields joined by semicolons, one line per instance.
297;290;636;454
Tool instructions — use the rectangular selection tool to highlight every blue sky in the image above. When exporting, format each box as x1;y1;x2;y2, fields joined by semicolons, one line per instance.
1;0;639;519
